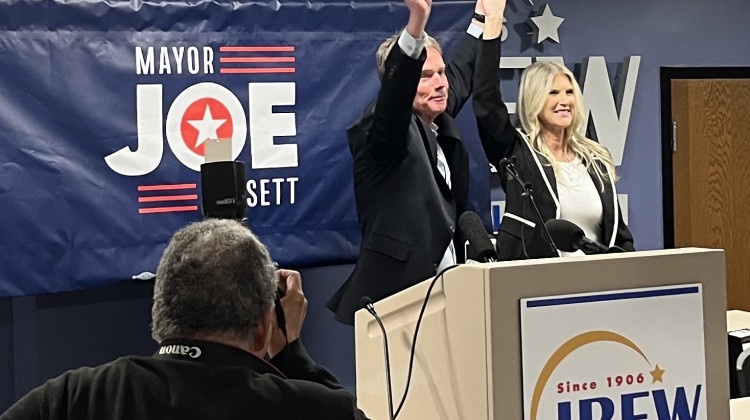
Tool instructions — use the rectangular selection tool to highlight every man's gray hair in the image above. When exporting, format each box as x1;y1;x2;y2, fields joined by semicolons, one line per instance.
152;219;277;343
376;30;442;79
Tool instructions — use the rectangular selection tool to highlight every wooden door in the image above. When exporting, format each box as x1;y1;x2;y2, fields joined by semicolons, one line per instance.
671;79;750;310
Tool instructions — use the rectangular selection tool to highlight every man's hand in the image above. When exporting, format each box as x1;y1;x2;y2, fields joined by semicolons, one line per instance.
478;0;506;40
480;0;506;18
475;0;485;16
404;0;432;39
267;269;308;357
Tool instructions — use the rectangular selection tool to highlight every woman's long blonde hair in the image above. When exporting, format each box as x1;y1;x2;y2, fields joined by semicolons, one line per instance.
517;61;617;187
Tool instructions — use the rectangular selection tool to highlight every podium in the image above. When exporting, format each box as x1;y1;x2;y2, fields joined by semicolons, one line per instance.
354;248;729;420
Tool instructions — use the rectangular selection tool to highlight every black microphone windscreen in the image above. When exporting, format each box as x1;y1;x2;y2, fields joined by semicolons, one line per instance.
359;296;373;309
544;219;584;252
458;211;498;262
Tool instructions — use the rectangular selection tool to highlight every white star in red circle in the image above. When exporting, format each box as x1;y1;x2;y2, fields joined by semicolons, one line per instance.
187;106;227;148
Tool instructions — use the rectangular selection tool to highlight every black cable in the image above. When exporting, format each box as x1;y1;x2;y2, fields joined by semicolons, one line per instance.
361;298;394;420
519;196;530;259
394;264;460;418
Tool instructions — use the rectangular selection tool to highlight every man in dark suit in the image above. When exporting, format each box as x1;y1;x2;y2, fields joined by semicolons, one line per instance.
2;219;370;420
327;0;506;325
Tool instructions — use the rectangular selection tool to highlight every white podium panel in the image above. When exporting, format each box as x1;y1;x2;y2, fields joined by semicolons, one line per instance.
355;248;729;420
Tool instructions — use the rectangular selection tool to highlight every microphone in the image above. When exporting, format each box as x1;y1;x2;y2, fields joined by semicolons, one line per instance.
458;211;497;263
544;219;609;254
360;296;394;420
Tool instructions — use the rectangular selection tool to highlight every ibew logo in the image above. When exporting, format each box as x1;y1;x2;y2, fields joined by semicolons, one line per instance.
530;331;704;420
556;385;702;420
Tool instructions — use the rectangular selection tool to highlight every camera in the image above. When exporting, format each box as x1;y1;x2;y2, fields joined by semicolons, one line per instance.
199;138;247;220
200;160;247;219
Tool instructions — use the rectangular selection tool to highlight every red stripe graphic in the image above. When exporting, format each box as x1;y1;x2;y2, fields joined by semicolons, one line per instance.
220;46;294;52
220;68;295;74
220;57;295;63
138;194;198;203
139;206;199;214
137;184;199;214
138;183;197;191
219;45;296;75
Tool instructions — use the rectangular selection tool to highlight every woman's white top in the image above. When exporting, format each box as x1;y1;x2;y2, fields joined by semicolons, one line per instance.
556;156;603;257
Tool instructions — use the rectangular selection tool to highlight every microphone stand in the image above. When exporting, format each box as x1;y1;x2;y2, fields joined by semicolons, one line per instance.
500;158;558;255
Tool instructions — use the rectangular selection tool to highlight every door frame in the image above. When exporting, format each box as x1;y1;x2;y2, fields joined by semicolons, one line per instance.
659;67;750;248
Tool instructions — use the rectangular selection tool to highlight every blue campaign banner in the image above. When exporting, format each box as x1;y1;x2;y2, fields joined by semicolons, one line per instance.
0;0;490;297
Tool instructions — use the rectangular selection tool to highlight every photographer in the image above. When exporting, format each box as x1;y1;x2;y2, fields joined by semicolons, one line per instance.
2;219;370;420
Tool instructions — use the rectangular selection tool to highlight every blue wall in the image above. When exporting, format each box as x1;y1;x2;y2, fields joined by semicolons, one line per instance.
2;0;750;412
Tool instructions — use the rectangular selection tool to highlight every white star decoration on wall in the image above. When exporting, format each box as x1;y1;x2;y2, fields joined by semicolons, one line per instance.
529;4;564;44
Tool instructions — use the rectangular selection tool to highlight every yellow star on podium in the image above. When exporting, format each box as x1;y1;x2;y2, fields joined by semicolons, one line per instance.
650;364;665;383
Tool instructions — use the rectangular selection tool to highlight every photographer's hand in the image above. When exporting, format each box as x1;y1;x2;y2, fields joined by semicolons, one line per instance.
268;269;308;357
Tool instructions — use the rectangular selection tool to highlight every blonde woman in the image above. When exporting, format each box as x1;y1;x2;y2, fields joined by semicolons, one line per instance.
473;61;634;260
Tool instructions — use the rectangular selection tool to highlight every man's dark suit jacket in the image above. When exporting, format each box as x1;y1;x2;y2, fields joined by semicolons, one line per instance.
327;33;503;325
